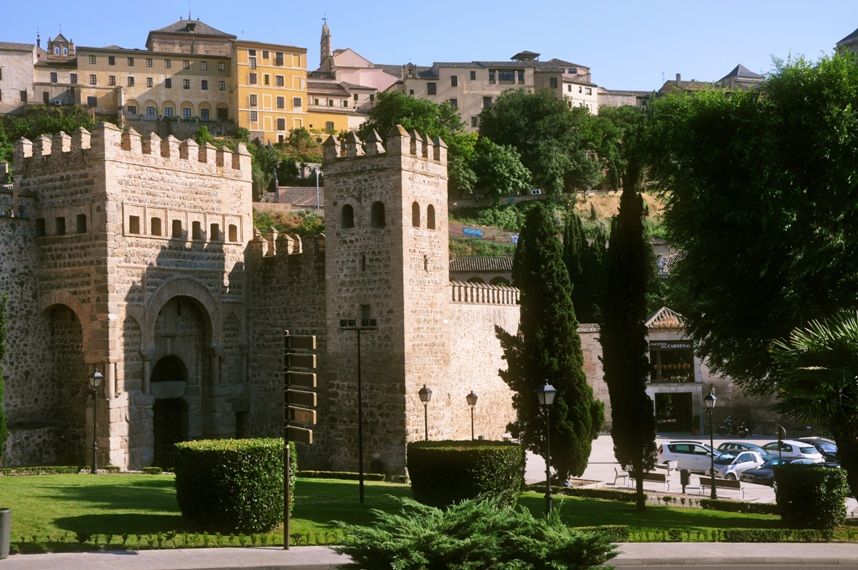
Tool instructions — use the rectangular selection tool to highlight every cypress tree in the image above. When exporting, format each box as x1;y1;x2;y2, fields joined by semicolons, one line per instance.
0;295;7;461
600;162;657;510
563;211;606;324
497;204;604;481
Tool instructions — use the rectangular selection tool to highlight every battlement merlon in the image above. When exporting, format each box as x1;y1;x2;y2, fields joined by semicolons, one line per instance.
322;125;448;177
13;122;252;181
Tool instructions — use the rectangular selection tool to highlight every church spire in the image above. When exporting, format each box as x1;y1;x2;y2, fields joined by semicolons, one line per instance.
320;17;333;72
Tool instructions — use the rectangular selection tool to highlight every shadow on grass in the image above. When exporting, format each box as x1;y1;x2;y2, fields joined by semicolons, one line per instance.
43;479;178;513
52;513;189;535
292;478;412;529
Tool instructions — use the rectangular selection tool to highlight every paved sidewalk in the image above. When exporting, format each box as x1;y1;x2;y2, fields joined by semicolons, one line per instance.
5;543;858;569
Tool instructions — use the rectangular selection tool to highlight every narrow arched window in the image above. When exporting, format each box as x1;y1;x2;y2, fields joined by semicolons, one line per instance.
370;201;386;228
412;201;420;227
427;205;436;229
341;204;354;228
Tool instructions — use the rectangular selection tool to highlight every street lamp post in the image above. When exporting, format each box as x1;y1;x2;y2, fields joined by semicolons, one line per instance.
418;385;432;441
535;381;557;515
466;391;478;441
339;317;378;504
704;389;717;499
777;424;786;465
89;370;104;475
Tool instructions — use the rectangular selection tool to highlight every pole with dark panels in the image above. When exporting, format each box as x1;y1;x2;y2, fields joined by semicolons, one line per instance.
418;385;432;441
466;391;478;441
339;317;378;504
778;424;786;465
704;389;717;499
89;370;104;475
535;381;557;515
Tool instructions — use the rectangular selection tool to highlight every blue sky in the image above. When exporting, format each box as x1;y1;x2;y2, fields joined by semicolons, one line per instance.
5;1;857;90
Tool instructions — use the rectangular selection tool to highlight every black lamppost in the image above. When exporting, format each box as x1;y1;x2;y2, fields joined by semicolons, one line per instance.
703;389;717;499
466;391;478;441
340;317;378;504
535;381;557;514
418;385;432;441
89;370;104;475
777;424;786;465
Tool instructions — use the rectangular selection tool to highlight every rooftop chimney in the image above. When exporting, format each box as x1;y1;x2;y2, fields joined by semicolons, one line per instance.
676;73;681;82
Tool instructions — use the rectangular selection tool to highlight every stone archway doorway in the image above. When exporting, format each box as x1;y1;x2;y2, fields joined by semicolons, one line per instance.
151;355;188;468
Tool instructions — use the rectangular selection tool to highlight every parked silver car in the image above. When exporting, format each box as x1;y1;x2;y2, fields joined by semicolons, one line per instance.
656;441;718;473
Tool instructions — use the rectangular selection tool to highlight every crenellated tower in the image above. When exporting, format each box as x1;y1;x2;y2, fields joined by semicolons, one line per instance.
322;126;450;474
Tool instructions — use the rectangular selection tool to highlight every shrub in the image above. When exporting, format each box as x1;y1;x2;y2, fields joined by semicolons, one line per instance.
335;495;617;569
0;465;78;476
174;438;295;533
555;486;642;503
142;466;163;475
700;498;779;515
721;528;833;542
407;440;524;507
775;464;848;530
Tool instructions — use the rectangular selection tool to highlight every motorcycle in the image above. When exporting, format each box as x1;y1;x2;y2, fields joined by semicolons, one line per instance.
717;416;750;438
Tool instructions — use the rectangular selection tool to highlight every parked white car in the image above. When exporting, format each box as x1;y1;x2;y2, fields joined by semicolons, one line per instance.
762;439;824;462
712;451;765;479
656;441;717;473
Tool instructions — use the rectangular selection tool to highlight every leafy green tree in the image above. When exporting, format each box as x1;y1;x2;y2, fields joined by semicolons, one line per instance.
582;105;647;190
562;211;604;323
599;164;657;510
0;106;97;165
471;137;531;198
0;295;7;461
282;127;322;163
771;311;858;496
496;204;604;480
248;142;281;201
478;90;599;194
647;53;858;389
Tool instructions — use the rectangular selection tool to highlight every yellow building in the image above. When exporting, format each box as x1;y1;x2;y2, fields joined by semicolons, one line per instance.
231;40;307;143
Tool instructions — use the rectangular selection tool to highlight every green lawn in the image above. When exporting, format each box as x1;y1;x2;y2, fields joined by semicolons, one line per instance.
0;473;823;551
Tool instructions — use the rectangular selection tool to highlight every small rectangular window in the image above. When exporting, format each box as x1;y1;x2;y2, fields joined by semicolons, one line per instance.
250;110;258;122
55;217;66;236
276;75;284;87
127;76;134;87
20;90;27;102
262;50;269;59
70;73;78;84
50;72;57;83
276;96;284;109
291;96;302;108
35;218;46;237
183;79;190;89
165;78;172;88
89;74;97;85
228;224;238;241
128;215;140;234
201;61;208;71
127;57;134;66
164;59;172;69
218;80;225;91
277;118;286;130
210;223;220;240
87;96;97;107
182;107;191;119
483;96;492;108
264;74;270;86
469;70;476;80
517;69;525;83
249;73;257;85
249;94;257;107
450;75;457;87
127;105;137;115
489;70;495;83
549;77;558;88
146;77;153;87
146;106;156;117
108;56;115;66
146;58;153;67
325;121;335;132
201;108;210;120
89;55;96;64
192;221;203;240
201;79;208;90
171;219;183;238
275;52;284;66
218;62;225;71
183;60;190;69
42;91;49;104
249;56;257;69
471;116;478;128
76;214;87;234
427;82;437;95
150;217;162;236
108;75;116;86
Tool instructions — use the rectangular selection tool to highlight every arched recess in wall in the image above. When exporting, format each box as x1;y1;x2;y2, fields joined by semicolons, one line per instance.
412;202;420;227
427;205;436;229
150;354;189;469
341;204;354;228
370;201;386;228
39;291;93;357
43;303;88;464
142;276;221;352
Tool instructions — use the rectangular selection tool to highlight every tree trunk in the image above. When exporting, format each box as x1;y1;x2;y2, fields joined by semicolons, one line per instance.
635;474;646;511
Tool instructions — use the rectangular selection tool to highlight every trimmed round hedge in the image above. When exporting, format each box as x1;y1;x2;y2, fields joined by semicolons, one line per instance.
174;438;296;533
407;440;524;507
774;464;848;530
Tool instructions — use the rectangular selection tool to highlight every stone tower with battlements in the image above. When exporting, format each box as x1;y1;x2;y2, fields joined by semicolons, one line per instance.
322;127;451;474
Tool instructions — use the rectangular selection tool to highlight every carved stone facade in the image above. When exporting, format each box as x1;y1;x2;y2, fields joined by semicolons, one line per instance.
1;124;518;474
